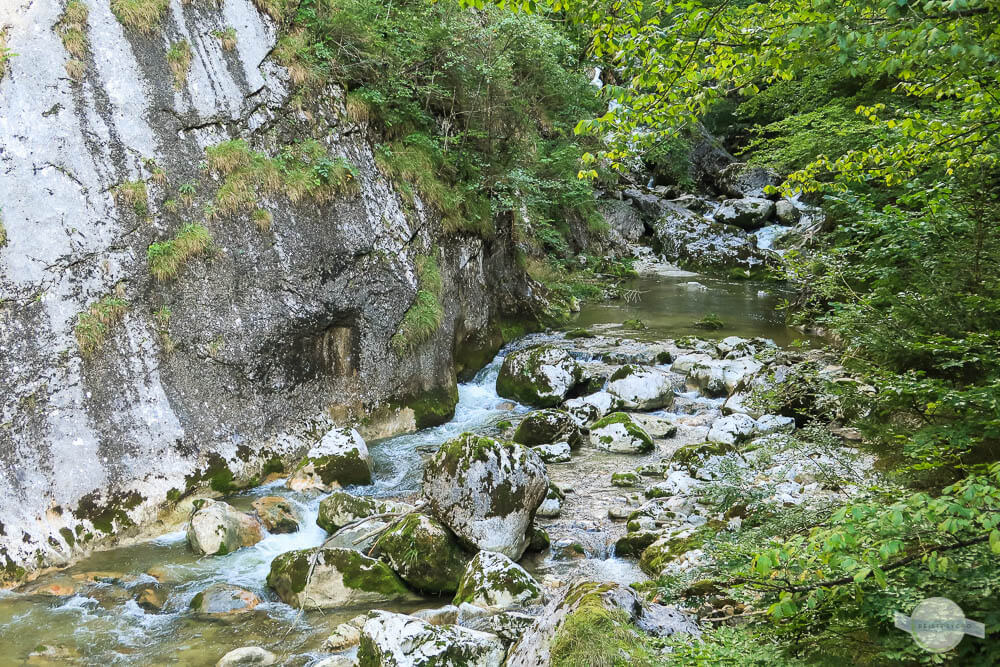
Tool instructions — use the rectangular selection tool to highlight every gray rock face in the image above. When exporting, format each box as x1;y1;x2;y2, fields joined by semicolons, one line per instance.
358;610;506;667
0;0;535;579
716;162;781;198
505;581;699;666
186;499;263;556
714;197;776;230
652;201;768;269
598;199;646;242
422;433;548;560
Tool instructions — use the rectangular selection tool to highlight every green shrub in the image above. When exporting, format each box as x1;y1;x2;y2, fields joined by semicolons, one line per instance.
148;223;211;281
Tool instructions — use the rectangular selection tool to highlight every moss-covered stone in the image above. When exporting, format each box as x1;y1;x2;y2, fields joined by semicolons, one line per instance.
512;408;583;449
610;472;640;487
371;513;469;594
189;583;260;616
590;412;654;454
403;381;460;429
288;427;373;492
316;492;413;534
267;547;417;609
496;345;581;408
527;525;550;552
671;441;734;467
452;550;542;609
613;530;660;557
639;534;705;576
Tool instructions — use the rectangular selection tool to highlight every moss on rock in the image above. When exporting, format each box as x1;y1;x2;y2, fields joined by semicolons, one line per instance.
590;412;655;454
496;345;581;408
371;513;469;594
513;408;583;449
452;550;542;609
267;547;415;609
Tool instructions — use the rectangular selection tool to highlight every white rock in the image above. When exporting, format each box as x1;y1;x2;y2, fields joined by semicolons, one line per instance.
563;391;615;425
359;610;505;667
707;414;758;445
607;366;676;410
590;413;655;454
323;623;362;651
687;358;762;397
756;414;796;434
670;352;714;374
532;442;571;464
287;427;373;492
454;551;542;610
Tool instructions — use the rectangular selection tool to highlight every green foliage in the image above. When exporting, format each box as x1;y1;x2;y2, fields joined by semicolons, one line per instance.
112;180;149;218
75;295;128;358
391;253;445;353
147;223;211;281
166;40;192;89
206;138;358;215
110;0;170;34
281;0;606;251
550;594;660;666
0;29;13;80
212;27;237;51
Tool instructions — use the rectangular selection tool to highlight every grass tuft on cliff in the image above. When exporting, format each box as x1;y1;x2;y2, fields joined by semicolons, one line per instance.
207;138;358;216
111;0;170;34
212;27;237;52
75;294;128;358
391;254;444;354
147;223;211;281
112;180;149;218
166;40;192;89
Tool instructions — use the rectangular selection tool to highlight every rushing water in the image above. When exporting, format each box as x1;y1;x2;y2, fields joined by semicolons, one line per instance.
0;271;805;665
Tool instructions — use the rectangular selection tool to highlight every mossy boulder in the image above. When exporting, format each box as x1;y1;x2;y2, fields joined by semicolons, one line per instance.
316;491;414;534
358;610;506;667
186;499;263;556
189;583;260;616
613;530;661;557
453;551;542;610
687;358;762;398
496;345;582;408
513;409;583;450
422;433;548;560
531;442;571;464
611;472;640;487
287;427;373;492
266;547;418;610
505;581;699;666
590;413;655;454
671;441;734;468
639;534;704;576
371;513;470;595
251;496;299;534
606;365;676;411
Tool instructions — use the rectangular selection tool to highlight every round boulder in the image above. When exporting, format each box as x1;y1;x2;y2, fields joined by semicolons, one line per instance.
186;499;263;556
267;547;418;610
590;413;655;454
190;583;261;617
496;346;581;408
513;409;583;450
713;197;775;230
606;365;676;411
453;551;543;610
216;647;276;667
422;433;548;560
316;491;414;534
287;427;373;492
372;513;470;595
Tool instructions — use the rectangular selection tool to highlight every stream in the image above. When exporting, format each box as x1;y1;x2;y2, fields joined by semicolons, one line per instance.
0;270;807;665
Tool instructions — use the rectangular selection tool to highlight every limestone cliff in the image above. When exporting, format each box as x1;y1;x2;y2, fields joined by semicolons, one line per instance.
0;0;536;581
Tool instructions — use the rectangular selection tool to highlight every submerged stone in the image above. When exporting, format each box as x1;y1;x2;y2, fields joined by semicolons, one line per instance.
190;583;261;617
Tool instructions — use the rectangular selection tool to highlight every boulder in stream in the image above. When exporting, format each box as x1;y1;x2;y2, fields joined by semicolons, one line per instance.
505;580;699;666
316;491;414;534
422;433;548;560
216;646;276;667
358;609;506;667
513;408;583;449
531;442;571;464
186;499;263;556
706;413;759;445
606;365;676;410
496;345;582;408
686;357;762;397
371;513;470;595
453;551;543;610
714;197;776;230
251;496;299;534
287;427;373;492
190;583;261;617
590;413;655;454
267;547;419;610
